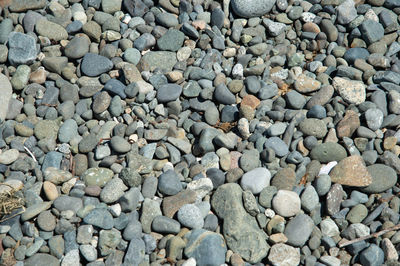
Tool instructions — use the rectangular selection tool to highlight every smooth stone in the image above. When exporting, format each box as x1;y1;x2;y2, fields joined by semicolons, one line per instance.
361;164;397;193
82;167;114;187
0;149;19;165
81;53;113;77
64;35;90;59
25;254;59;266
284;213;314;247
152;215;181;234
100;177;128;203
158;170;183;196
157;84;182;103
240;167;271;194
35;18;68;41
272;190;301;217
231;0;277;18
177;204;204;229
184;229;227;266
310;143;347;163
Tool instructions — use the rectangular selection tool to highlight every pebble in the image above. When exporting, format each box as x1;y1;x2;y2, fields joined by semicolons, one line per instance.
0;1;399;265
231;0;276;18
158;170;183;196
362;164;397;193
268;243;300;265
8;32;37;66
333;77;366;105
81;53;113;77
240;167;271;194
184;229;227;266
177;204;204;229
272;190;301;217
329;155;372;187
284;213;314;247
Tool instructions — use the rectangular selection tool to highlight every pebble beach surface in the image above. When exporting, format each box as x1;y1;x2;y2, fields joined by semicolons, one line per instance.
0;0;400;265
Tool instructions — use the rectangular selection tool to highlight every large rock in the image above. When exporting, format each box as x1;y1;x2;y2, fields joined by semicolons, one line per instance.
231;0;276;18
0;73;12;121
211;183;269;263
7;32;37;66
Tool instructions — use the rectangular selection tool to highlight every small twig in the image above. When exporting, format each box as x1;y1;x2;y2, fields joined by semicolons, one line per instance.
24;146;37;162
338;223;400;248
0;207;25;223
97;138;111;146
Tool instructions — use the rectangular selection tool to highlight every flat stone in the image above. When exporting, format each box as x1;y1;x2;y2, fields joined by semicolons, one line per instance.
310;142;348;163
294;74;321;93
138;51;177;72
162;189;197;218
231;0;276;18
81;53;113;77
284;213;314;247
9;0;46;12
330;155;372;187
44;167;73;185
0;149;19;165
240;167;271;194
35;19;68;41
21;201;52;221
0;73;12;121
82;167;114;187
83;208;114;229
7;32;37;66
268;243;300;265
337;110;360;138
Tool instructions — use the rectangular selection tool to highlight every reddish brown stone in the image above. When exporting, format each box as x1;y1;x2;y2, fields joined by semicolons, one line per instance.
330;155;372;187
241;95;260;110
336;110;360;138
162;189;197;218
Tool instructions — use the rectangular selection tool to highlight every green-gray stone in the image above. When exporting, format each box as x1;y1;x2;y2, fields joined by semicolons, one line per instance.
11;65;31;91
346;204;368;224
259;186;277;208
361;164;397;193
82;167;114;187
138;51;177;72
34;120;59;140
310;142;347;163
36;19;68;41
211;183;269;263
98;229;122;256
157;29;185;52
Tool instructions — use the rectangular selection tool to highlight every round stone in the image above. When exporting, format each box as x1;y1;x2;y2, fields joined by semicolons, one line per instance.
240;167;271;194
177;204;204;229
272;190;301;217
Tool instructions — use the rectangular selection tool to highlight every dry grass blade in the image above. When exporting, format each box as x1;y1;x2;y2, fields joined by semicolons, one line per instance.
0;183;25;223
